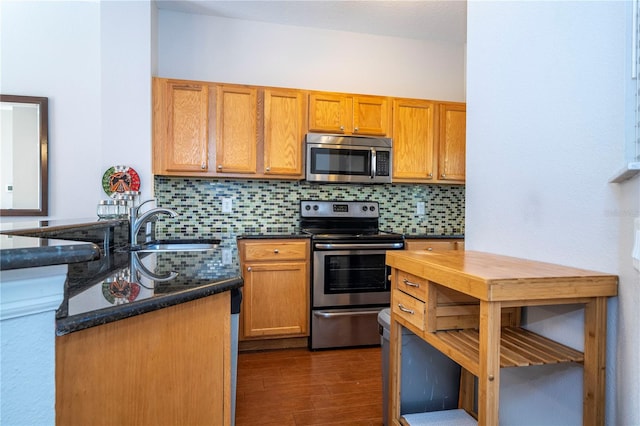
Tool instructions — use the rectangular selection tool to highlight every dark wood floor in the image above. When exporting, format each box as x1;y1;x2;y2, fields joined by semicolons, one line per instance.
236;346;383;426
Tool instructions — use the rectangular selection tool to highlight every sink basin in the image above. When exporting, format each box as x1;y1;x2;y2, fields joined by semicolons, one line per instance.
130;239;220;252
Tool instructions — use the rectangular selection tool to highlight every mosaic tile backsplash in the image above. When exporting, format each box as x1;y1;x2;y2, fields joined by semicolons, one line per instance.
153;177;465;238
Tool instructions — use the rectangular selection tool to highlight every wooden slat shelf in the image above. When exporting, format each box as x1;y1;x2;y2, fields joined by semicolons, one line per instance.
433;326;584;369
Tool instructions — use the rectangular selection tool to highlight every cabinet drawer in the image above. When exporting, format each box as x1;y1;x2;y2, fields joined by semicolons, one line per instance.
395;270;429;301
392;290;426;331
242;241;308;261
405;240;460;251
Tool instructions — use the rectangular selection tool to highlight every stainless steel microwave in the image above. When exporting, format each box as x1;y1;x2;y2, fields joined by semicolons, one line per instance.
305;133;393;183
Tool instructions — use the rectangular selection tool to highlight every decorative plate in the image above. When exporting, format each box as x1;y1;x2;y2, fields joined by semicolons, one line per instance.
102;165;140;197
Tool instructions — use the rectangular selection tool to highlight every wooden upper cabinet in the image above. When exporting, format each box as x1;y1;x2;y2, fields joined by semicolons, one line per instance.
263;89;306;177
308;92;390;136
308;92;352;134
214;84;258;174
353;95;390;136
392;98;436;181
152;77;463;184
153;78;209;174
437;102;466;182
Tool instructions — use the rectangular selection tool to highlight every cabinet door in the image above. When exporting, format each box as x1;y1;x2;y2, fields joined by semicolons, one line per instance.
56;294;230;426
353;95;390;136
264;89;306;176
153;79;209;173
438;103;466;182
241;262;309;338
392;99;436;181
215;85;258;174
308;92;352;133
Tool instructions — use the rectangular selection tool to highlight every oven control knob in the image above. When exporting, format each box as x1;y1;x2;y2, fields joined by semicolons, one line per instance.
313;205;319;211
305;205;311;211
370;205;376;212
362;206;368;211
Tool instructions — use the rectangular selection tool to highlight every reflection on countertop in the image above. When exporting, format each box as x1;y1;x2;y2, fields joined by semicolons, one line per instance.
56;233;242;336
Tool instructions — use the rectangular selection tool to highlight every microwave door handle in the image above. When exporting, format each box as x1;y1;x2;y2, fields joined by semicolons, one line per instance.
371;148;376;179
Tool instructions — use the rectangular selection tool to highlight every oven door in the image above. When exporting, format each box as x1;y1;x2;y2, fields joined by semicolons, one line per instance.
312;248;393;307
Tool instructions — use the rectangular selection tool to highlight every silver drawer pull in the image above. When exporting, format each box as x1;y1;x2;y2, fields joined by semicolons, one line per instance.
403;278;420;288
398;304;414;315
274;249;279;254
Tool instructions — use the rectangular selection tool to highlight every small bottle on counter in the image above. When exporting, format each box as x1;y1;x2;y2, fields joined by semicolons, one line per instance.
97;200;128;219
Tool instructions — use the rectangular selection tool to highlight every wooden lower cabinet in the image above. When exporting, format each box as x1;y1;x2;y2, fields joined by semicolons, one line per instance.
405;238;463;251
237;239;310;343
56;292;231;426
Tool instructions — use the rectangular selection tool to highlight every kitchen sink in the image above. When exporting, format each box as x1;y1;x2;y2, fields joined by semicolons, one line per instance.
129;239;220;252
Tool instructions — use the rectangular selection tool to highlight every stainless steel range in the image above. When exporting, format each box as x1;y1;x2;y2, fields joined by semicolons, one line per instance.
300;200;405;349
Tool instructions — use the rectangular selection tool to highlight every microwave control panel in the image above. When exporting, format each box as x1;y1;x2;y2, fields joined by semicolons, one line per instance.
376;151;390;176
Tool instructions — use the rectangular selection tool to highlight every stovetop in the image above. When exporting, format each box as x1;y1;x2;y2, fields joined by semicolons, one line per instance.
300;200;404;243
302;230;403;241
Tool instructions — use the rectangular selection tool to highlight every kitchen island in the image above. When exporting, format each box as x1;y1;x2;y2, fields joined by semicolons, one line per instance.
386;250;617;426
1;219;243;426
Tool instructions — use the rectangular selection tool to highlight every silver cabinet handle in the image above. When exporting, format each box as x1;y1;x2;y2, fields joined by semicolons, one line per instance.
427;172;433;178
398;304;414;314
247;266;252;271
273;249;279;254
217;165;223;170
339;125;345;131
354;126;359;132
403;278;420;288
201;163;206;169
441;173;446;179
427;247;433;251
266;166;270;172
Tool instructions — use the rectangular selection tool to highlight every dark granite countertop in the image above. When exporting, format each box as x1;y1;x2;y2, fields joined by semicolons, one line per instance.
1;219;243;336
0;218;127;235
0;234;101;270
56;235;242;336
0;218;125;270
403;234;465;239
237;231;309;239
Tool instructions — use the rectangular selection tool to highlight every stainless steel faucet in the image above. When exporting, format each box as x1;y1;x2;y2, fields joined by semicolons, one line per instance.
129;199;179;246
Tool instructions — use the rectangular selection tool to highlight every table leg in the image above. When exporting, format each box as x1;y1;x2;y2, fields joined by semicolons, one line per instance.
583;297;607;426
478;300;501;425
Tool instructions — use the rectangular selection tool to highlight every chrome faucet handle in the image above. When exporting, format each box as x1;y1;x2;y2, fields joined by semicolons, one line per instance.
132;198;156;215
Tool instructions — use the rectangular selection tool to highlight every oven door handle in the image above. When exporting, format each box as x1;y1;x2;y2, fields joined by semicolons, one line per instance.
314;242;404;250
313;309;382;318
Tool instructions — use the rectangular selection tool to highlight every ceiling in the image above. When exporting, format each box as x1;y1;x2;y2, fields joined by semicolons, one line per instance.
155;0;467;43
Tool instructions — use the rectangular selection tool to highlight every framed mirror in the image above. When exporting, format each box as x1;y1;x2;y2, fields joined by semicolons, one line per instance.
0;95;48;216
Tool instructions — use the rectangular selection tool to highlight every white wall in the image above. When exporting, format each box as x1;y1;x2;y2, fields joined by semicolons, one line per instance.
467;1;639;425
157;10;466;101
0;0;153;221
0;3;463;223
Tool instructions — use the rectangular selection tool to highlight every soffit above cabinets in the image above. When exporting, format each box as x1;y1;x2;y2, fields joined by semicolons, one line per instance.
155;0;467;43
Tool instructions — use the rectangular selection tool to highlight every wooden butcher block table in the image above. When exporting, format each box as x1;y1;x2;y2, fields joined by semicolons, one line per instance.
386;250;618;426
